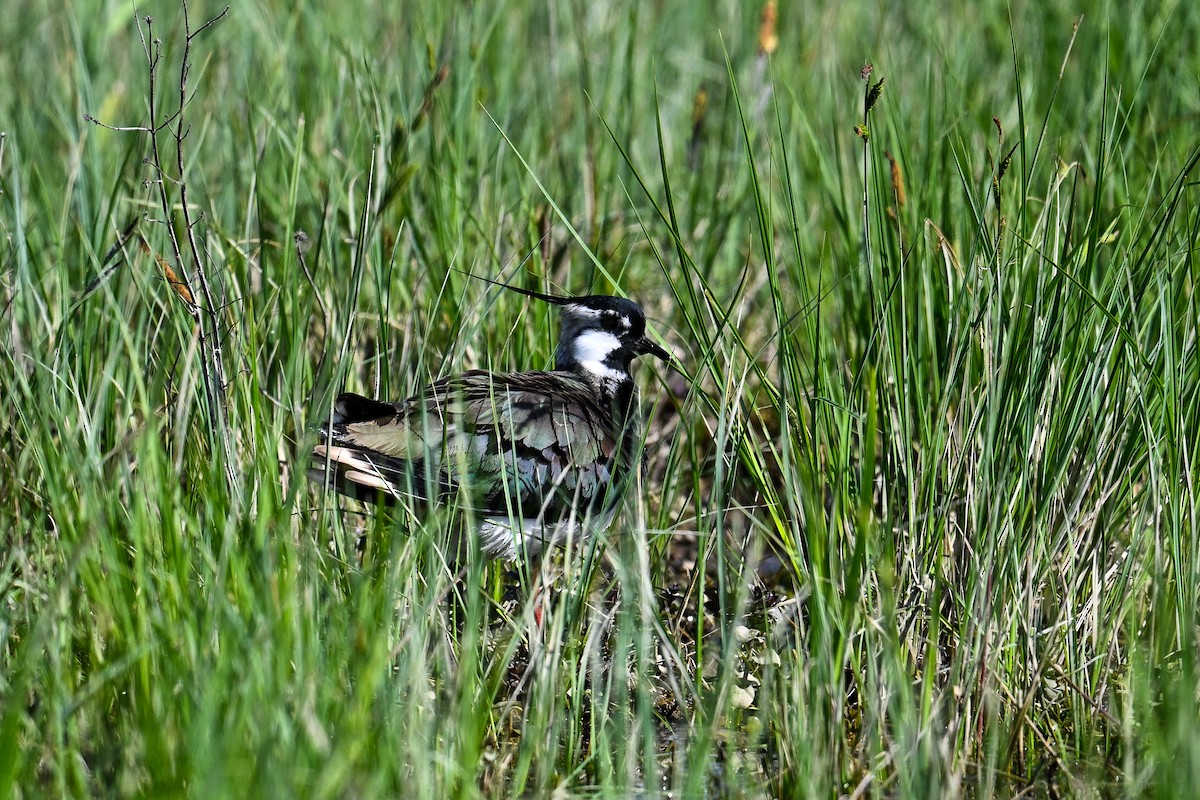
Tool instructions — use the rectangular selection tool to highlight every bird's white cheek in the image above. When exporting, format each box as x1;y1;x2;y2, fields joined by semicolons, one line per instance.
571;330;628;383
572;330;622;364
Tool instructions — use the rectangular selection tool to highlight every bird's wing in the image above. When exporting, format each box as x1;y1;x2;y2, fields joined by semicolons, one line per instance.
310;371;621;517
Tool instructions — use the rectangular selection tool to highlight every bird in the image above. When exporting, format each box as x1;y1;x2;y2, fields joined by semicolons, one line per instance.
307;283;670;563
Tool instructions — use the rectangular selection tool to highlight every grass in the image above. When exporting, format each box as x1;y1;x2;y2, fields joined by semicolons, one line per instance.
2;0;1199;796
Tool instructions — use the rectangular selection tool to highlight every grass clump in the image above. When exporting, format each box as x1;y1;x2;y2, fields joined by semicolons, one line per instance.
2;0;1200;797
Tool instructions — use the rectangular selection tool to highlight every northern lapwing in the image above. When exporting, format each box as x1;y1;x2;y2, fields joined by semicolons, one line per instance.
308;284;669;563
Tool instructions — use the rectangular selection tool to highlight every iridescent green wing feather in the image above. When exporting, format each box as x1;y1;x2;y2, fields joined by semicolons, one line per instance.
442;371;619;517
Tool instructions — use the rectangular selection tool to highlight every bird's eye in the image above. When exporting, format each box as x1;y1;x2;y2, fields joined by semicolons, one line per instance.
600;312;622;331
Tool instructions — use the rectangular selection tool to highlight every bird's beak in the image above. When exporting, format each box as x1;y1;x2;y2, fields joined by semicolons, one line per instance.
635;336;671;362
636;337;688;378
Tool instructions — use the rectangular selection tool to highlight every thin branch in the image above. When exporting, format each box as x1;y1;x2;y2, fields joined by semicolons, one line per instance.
87;2;240;501
82;115;151;134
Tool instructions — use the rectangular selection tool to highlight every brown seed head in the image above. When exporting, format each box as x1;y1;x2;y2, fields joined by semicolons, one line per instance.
758;1;779;55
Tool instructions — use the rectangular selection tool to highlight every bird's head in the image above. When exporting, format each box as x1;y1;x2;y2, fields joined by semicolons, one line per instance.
463;271;672;386
552;295;669;382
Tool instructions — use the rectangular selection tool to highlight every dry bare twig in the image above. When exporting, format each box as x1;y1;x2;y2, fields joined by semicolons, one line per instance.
86;2;240;501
